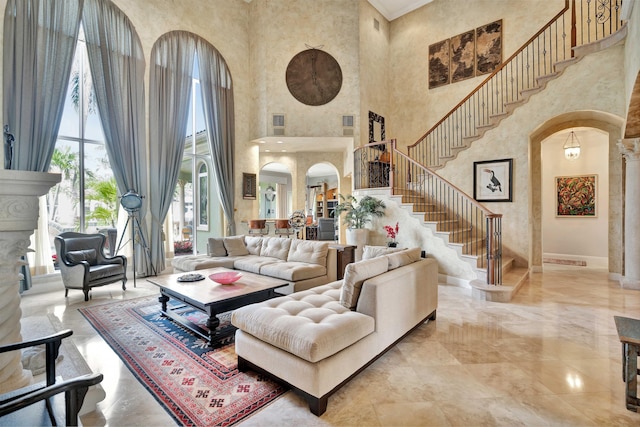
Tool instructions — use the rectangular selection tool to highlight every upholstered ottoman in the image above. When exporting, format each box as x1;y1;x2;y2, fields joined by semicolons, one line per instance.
231;282;374;363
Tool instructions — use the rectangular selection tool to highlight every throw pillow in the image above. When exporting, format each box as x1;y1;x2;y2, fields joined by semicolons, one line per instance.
260;236;292;260
340;256;389;309
223;235;249;256
207;237;227;257
244;236;263;255
287;240;329;265
362;245;403;260
66;249;98;266
386;247;422;270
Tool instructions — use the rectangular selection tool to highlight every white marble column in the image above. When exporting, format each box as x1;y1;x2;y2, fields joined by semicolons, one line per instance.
618;139;640;289
0;170;60;394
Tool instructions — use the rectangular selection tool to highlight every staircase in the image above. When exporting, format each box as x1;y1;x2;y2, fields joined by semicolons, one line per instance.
353;0;625;298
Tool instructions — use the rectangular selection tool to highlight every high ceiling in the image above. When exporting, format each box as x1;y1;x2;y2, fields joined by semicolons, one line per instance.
252;0;433;155
367;0;433;21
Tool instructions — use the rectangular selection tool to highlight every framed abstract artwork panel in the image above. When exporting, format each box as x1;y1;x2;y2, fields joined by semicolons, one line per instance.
450;30;475;83
476;19;502;76
473;158;513;202
429;39;450;89
556;174;597;217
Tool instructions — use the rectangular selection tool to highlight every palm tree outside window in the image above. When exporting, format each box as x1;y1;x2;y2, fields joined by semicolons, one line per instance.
47;25;117;263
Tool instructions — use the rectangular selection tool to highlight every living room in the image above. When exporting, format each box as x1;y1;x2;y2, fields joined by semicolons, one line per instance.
2;0;640;425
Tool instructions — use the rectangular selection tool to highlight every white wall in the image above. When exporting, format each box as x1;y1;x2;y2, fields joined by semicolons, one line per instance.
541;128;609;266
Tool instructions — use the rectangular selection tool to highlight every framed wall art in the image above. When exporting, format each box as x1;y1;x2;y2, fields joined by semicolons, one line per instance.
450;30;475;83
473;158;513;202
556;174;597;217
476;19;503;76
428;39;450;89
368;111;385;143
242;172;256;200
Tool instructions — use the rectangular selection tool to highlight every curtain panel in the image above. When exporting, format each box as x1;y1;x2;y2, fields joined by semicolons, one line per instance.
82;0;152;276
148;32;196;273
196;39;236;236
3;0;82;172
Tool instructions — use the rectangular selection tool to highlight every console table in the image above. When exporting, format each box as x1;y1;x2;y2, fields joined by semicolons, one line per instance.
614;315;640;412
329;244;355;280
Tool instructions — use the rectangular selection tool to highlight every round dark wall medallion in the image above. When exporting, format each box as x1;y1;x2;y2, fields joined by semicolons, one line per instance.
286;49;342;106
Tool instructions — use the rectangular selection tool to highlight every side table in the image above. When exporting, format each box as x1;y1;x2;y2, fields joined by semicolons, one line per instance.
329;244;355;280
614;315;640;412
305;226;318;240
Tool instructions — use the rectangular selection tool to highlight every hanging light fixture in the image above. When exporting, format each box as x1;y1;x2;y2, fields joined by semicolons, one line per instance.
563;131;581;160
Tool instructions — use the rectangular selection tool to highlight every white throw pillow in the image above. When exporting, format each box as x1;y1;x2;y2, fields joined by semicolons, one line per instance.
386;247;422;270
340;256;389;309
223;235;249;256
287;240;329;265
260;237;292;260
362;245;403;260
207;237;227;257
244;236;263;255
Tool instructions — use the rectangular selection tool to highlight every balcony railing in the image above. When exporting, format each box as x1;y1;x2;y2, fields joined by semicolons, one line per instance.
355;140;503;285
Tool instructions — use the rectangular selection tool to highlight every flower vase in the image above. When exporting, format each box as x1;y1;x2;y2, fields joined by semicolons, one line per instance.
387;242;397;248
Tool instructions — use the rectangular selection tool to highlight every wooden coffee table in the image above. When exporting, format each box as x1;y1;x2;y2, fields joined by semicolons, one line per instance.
147;267;287;347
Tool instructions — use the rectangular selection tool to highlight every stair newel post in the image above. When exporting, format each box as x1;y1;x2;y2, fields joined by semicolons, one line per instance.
570;0;576;57
389;139;396;193
486;213;503;285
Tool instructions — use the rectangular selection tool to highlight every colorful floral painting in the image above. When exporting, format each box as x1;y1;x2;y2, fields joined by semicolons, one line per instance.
556;175;597;217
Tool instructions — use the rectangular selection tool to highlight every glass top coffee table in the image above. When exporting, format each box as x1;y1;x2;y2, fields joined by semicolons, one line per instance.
147;267;288;347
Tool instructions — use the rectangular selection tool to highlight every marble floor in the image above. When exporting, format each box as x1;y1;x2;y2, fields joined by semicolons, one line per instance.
18;264;640;426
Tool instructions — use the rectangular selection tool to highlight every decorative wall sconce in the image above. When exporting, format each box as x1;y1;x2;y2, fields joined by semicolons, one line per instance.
563;131;581;160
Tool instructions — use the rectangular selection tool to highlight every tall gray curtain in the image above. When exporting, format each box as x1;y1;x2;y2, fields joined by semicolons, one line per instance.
197;39;236;236
148;32;196;273
82;0;151;276
3;0;82;171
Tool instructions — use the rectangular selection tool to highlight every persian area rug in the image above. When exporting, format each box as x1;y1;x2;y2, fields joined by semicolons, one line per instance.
79;296;286;426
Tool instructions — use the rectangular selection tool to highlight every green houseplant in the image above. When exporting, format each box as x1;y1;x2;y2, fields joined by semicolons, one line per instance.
334;194;386;261
334;194;386;229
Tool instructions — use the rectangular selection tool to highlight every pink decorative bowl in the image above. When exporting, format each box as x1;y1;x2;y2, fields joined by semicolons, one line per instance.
209;271;242;285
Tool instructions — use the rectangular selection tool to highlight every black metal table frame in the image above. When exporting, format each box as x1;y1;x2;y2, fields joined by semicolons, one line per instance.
158;285;284;348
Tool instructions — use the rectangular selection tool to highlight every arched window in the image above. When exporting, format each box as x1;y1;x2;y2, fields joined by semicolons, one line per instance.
150;32;234;268
197;162;209;230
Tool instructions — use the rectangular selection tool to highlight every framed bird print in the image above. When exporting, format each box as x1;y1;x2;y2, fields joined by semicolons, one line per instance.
473;158;513;202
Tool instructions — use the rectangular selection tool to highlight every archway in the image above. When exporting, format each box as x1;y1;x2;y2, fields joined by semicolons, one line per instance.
540;127;609;269
259;162;292;219
306;163;340;222
529;111;624;274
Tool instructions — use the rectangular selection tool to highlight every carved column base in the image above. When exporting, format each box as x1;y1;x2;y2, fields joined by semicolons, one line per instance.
620;277;640;290
0;230;35;393
0;170;60;394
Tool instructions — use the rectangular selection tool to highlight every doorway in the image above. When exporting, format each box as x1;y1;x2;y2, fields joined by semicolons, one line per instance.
259;162;292;219
529;111;624;274
306;163;339;222
540;127;609;269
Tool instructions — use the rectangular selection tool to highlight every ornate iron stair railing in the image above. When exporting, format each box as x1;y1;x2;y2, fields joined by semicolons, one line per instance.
407;0;623;169
354;140;503;285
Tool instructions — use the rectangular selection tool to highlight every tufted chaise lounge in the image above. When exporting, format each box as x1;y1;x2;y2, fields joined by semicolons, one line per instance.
232;250;438;415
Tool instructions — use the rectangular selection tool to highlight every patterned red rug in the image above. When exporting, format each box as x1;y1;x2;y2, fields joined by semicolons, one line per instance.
79;296;286;426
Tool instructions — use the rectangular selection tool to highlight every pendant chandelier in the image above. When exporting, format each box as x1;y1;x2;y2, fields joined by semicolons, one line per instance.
563;131;581;160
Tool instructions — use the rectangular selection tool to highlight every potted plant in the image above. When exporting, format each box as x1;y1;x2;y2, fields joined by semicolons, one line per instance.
334;194;386;260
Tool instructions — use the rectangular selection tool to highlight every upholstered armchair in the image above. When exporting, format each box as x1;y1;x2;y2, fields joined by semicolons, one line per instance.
317;218;336;241
54;232;127;301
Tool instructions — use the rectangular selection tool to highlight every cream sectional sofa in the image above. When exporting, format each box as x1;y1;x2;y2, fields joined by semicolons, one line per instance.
231;247;438;415
171;235;337;294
